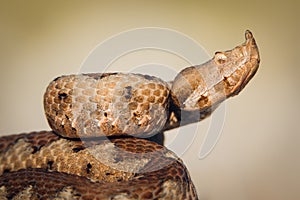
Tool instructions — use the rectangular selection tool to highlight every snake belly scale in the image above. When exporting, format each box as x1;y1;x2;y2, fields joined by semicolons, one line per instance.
0;30;260;199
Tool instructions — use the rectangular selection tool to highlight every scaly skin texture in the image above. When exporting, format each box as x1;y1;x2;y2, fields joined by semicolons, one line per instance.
0;30;260;199
44;73;170;138
0;131;197;200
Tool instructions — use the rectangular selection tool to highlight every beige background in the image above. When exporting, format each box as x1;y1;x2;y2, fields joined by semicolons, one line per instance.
0;1;299;199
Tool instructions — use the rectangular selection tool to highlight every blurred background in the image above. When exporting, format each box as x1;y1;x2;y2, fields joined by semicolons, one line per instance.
0;0;299;199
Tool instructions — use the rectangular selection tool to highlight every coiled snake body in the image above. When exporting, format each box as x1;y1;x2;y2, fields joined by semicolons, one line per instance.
0;31;260;199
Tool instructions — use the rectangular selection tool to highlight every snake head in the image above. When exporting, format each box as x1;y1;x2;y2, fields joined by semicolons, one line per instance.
171;30;260;111
213;30;260;95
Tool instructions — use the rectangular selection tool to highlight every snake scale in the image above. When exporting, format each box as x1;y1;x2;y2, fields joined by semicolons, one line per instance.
0;30;260;199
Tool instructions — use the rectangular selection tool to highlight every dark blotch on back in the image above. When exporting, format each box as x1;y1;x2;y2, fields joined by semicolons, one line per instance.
144;75;154;80
53;76;62;82
85;73;118;80
31;146;39;154
124;86;132;100
47;160;54;170
72;146;85;153
58;92;68;100
86;163;92;174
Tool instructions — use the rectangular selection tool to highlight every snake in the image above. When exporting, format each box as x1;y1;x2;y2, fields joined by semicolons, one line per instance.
0;30;260;200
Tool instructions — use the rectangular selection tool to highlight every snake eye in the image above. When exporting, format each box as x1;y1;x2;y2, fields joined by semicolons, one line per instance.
214;52;227;64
